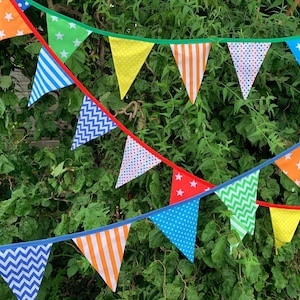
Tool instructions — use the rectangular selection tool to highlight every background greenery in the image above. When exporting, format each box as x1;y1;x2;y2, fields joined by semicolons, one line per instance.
0;0;299;298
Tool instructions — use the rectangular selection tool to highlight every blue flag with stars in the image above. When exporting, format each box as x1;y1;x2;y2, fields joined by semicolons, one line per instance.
286;39;300;66
149;197;200;262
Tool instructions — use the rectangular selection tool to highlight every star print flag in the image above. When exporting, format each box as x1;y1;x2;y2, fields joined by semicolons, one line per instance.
227;42;271;99
0;243;52;300
73;224;131;292
71;95;117;150
109;37;154;99
115;136;161;188
46;12;91;63
215;170;260;249
269;207;300;253
286;39;300;66
170;43;211;104
15;0;31;11
29;46;74;106
149;197;200;262
275;147;300;187
170;168;213;204
0;0;32;41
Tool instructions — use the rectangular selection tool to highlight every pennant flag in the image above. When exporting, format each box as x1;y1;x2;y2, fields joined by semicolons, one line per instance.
46;13;91;63
29;47;74;106
115;136;161;188
71;96;117;150
170;43;211;104
15;0;31;11
269;207;300;252
0;244;52;300
0;0;32;41
149;198;200;262
275;146;300;187
170;168;213;204
109;37;154;99
73;224;130;292
215;171;260;246
286;39;300;66
227;42;271;99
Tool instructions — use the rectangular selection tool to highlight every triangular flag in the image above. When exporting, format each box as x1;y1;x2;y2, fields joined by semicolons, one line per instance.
149;197;200;262
73;224;130;292
115;136;161;188
227;42;271;99
0;0;32;41
286;39;300;66
215;170;260;245
170;43;211;104
0;243;52;300
269;207;300;252
170;168;213;204
71;96;117;150
15;0;31;11
109;37;154;99
46;13;91;63
29;47;74;106
275;146;300;187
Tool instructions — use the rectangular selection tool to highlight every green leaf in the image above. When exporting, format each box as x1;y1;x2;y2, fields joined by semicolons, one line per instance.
211;236;227;266
200;220;217;242
0;154;15;174
51;161;67;177
0;76;12;90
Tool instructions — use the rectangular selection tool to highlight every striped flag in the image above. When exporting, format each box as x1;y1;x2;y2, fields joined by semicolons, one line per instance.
73;224;131;291
170;43;211;104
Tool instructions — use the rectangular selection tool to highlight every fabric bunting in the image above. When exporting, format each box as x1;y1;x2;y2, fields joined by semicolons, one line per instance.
286;39;300;66
170;43;211;104
73;224;130;292
149;197;200;262
109;37;154;99
215;170;260;248
227;42;271;99
0;0;32;41
269;207;300;253
115;136;161;188
71;95;117;150
46;13;91;63
0;244;52;300
169;168;213;204
15;0;31;11
275;146;300;187
29;47;74;106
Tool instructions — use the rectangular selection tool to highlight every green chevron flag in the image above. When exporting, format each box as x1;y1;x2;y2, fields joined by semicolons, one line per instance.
215;170;260;248
46;13;92;62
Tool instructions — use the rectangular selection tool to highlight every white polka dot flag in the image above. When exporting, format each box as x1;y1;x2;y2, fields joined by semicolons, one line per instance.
170;167;213;204
109;37;154;99
46;12;92;63
269;208;300;253
227;42;271;99
170;43;211;104
72;224;131;292
149;197;200;262
115;136;161;188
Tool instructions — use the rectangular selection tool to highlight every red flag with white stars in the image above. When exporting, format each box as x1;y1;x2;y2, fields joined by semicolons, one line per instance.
170;168;213;204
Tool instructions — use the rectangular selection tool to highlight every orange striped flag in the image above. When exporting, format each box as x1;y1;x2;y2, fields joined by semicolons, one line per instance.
0;0;32;41
170;43;211;104
73;224;131;291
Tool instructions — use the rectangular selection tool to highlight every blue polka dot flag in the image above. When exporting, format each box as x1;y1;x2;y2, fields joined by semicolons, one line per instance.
149;197;200;262
286;39;300;66
15;0;31;11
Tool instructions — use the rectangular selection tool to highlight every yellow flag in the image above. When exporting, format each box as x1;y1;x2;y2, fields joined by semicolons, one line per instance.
109;37;154;99
269;207;300;253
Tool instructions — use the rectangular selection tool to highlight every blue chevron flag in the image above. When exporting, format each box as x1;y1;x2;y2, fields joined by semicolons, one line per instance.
29;47;74;106
71;96;117;150
0;244;52;300
286;39;300;66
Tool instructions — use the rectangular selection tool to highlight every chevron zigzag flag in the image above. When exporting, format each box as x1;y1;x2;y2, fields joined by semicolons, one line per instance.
28;46;74;106
227;42;271;99
170;43;211;104
0;243;52;300
71;96;117;150
115;136;161;188
149;197;200;262
215;170;260;246
73;224;131;292
286;39;300;66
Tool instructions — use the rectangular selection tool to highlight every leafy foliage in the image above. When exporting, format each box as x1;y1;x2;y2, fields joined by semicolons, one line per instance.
0;0;299;299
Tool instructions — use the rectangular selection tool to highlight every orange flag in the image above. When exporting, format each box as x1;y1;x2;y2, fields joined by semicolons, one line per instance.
0;0;32;41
